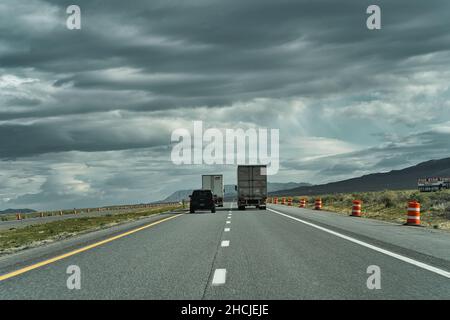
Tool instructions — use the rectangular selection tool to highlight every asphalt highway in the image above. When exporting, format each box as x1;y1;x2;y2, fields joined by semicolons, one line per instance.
0;202;449;299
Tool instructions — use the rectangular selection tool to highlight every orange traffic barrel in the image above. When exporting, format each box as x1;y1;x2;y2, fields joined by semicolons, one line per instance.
351;200;362;217
274;197;278;204
405;201;421;226
281;197;286;205
288;197;292;206
299;198;306;208
315;198;322;210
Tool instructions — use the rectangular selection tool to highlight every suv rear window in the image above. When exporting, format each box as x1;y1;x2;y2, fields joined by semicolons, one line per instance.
192;190;212;198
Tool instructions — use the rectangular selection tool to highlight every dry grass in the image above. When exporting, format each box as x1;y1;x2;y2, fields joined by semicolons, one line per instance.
277;190;450;231
0;204;182;255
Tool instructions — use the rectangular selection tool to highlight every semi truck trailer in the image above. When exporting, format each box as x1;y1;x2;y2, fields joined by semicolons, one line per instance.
202;174;224;207
237;165;267;210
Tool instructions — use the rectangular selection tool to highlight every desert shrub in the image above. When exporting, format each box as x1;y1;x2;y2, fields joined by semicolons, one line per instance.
379;191;397;208
408;191;428;205
322;194;342;204
445;205;450;219
429;190;450;203
359;193;371;203
431;202;446;210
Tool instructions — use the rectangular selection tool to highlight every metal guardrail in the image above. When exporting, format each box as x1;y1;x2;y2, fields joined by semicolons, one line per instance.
1;202;183;222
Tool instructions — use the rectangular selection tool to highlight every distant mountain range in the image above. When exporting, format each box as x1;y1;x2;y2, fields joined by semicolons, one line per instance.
0;208;36;215
161;182;311;202
7;158;448;209
271;157;450;196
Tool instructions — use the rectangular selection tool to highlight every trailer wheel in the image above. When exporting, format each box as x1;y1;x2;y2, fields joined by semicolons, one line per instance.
259;206;266;210
238;206;245;210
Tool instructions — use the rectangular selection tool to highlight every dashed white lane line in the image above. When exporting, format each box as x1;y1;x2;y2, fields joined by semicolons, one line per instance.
226;221;231;224
212;269;227;285
268;208;450;279
224;228;230;232
221;240;230;247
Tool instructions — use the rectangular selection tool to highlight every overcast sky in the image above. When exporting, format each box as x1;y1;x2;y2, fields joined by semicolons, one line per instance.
1;0;450;210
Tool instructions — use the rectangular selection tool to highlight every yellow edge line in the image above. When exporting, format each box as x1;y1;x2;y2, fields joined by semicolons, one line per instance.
0;213;183;282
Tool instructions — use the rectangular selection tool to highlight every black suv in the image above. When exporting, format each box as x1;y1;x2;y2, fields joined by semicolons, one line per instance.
189;190;216;213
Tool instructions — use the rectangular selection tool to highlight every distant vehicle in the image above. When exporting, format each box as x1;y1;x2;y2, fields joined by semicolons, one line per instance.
189;189;216;213
202;175;224;207
237;165;267;210
418;177;450;192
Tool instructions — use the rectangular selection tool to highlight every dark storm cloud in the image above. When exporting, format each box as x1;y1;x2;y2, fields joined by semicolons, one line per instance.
1;0;450;209
1;0;450;123
6;97;41;106
1;0;449;121
0;115;175;158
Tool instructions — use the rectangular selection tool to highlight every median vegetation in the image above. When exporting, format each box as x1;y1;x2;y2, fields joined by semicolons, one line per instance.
285;190;450;230
0;204;182;255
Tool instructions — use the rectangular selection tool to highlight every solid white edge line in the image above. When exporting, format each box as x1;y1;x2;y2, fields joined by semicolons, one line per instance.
267;208;450;279
212;268;227;285
221;240;230;247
